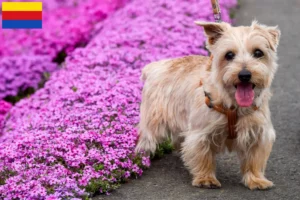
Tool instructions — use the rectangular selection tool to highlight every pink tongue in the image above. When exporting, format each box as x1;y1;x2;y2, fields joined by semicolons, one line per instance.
235;83;254;107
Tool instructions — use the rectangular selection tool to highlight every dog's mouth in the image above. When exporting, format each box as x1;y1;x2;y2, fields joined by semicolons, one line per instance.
234;83;256;107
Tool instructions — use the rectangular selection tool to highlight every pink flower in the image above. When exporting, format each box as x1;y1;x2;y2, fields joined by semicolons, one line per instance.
0;0;237;198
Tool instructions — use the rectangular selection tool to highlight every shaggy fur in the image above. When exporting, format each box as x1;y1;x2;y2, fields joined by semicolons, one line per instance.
136;21;280;190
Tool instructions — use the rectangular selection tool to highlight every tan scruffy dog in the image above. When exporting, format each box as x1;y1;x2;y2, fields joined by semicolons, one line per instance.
135;20;281;190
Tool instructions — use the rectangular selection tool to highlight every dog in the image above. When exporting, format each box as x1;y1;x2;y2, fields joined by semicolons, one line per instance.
135;20;281;190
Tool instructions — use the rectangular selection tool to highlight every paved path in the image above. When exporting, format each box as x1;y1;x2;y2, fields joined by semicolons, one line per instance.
95;0;300;199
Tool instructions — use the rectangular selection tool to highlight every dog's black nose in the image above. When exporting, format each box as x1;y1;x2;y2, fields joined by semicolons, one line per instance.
238;69;252;82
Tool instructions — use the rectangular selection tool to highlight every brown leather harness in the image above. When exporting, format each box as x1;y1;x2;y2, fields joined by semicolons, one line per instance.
200;56;259;139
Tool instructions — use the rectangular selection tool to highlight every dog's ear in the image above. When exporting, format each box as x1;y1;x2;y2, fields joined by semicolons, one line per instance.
251;20;281;51
195;21;230;47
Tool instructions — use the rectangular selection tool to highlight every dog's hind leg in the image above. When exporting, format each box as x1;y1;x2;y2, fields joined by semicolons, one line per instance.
136;122;167;154
135;94;169;154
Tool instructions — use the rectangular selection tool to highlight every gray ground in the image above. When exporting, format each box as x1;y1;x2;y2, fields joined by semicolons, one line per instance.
95;0;300;199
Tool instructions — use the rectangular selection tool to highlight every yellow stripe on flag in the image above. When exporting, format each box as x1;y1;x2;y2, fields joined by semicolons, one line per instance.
2;2;42;11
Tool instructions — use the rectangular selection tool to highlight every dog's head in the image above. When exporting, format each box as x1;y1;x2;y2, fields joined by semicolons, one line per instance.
196;21;280;108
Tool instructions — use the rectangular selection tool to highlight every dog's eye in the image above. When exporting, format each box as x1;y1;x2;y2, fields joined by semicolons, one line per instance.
225;51;235;61
253;49;264;58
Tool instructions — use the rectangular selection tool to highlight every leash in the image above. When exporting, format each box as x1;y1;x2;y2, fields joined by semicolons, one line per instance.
210;0;222;22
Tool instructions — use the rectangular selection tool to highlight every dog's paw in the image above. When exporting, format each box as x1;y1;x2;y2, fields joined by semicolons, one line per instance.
243;173;274;190
192;176;221;189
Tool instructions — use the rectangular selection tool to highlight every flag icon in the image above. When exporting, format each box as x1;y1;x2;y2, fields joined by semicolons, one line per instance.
2;2;42;29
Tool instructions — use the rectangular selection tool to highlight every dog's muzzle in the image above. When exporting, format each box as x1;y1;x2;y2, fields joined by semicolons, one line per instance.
238;69;252;82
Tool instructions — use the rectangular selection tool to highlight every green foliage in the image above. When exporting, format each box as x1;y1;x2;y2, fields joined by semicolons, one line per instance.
85;179;119;194
151;138;174;159
0;169;17;186
4;87;35;104
71;86;78;92
45;185;55;194
94;164;104;171
133;156;143;167
230;11;235;19
52;50;67;64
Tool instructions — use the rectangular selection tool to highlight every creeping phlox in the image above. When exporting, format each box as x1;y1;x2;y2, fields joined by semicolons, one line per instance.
0;0;236;199
0;0;128;99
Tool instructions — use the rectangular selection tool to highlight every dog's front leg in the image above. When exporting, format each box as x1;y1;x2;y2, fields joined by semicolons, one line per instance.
239;138;274;190
181;133;221;189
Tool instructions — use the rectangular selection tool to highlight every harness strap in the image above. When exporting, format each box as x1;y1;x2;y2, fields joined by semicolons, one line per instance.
203;86;258;140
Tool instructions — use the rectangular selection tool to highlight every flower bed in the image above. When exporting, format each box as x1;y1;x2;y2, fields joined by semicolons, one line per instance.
0;0;128;100
0;55;56;101
0;0;237;199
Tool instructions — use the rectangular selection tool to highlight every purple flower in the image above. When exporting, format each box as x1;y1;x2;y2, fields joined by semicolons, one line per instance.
0;0;128;100
0;0;237;198
0;100;12;132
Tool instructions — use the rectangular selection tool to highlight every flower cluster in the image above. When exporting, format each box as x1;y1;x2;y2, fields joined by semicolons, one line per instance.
0;100;12;132
0;0;128;99
0;55;56;99
0;0;236;199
